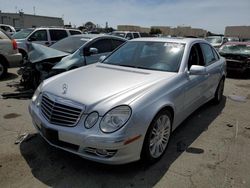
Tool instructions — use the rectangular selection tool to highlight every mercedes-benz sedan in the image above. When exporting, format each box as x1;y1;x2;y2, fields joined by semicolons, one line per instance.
29;38;226;164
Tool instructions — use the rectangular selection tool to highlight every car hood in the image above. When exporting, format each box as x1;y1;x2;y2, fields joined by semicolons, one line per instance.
28;43;69;63
43;63;176;113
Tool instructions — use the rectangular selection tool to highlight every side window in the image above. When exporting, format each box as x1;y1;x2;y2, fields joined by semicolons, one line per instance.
111;39;125;50
126;33;133;40
90;39;113;53
188;44;204;70
29;30;47;41
69;30;81;35
49;30;68;41
212;48;219;60
133;33;140;38
200;43;216;66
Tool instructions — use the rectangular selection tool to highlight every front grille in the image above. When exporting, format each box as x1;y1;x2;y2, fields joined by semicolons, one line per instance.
40;93;83;127
226;60;243;68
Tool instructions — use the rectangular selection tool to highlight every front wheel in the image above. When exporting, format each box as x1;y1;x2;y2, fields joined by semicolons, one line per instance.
213;78;224;104
141;110;172;163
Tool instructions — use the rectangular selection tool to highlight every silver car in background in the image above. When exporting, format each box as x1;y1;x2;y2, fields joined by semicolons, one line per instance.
0;29;22;78
29;38;226;164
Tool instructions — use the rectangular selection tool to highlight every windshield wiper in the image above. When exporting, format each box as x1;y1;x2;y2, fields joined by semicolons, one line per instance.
116;64;138;68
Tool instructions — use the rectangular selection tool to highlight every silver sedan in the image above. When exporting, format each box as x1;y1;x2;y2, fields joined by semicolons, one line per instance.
29;38;226;164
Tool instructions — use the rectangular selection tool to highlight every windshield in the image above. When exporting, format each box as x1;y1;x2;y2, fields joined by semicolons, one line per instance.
219;44;250;55
206;37;222;44
112;32;125;38
12;28;34;39
103;41;185;72
50;36;89;53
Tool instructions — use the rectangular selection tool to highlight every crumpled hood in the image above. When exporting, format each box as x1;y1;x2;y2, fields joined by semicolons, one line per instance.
43;63;176;113
28;43;69;63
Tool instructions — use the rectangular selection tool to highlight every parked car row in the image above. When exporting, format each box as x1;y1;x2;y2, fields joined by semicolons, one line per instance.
0;24;245;165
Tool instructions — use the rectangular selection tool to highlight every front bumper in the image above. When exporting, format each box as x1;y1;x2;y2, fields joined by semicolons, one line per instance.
29;103;143;164
226;60;250;73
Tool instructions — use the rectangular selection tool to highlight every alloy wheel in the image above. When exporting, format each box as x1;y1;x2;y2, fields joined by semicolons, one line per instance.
149;114;171;158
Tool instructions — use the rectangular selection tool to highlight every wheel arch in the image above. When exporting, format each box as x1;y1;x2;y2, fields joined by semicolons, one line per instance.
18;48;27;57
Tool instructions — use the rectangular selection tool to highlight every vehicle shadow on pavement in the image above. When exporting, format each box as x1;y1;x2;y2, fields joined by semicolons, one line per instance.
0;72;18;81
20;97;226;187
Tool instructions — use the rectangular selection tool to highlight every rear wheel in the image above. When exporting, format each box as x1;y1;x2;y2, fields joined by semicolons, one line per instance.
141;110;172;163
0;58;8;79
213;78;224;104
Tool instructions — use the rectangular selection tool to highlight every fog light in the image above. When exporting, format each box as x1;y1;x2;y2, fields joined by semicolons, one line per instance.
84;147;117;158
96;149;108;156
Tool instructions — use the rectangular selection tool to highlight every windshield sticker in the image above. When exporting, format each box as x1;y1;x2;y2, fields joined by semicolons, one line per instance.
164;43;183;48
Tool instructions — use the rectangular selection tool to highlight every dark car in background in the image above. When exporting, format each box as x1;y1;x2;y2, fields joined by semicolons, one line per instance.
205;36;228;49
219;42;250;75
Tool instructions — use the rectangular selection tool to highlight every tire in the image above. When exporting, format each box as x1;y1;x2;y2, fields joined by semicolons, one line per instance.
0;58;8;79
213;78;224;104
141;109;172;163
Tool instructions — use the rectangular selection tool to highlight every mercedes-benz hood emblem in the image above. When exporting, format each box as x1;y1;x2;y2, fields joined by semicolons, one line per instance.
62;83;68;94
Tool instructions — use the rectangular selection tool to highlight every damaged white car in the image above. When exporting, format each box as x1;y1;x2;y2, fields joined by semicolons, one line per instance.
29;38;226;164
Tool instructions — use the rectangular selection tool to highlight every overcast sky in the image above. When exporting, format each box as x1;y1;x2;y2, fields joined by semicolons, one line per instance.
1;0;250;33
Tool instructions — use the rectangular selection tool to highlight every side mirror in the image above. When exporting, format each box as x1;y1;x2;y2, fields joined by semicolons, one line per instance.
189;65;207;75
99;55;106;62
83;47;98;56
89;47;98;54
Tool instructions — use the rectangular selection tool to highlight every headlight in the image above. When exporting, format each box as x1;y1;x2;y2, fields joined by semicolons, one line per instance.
85;112;99;129
32;83;42;106
100;105;132;133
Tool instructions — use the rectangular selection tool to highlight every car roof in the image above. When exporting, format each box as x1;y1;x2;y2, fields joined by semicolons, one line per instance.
113;31;139;33
130;37;207;44
69;34;127;40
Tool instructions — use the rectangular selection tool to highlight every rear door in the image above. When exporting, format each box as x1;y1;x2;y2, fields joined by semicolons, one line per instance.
200;43;221;99
27;29;49;46
49;29;68;45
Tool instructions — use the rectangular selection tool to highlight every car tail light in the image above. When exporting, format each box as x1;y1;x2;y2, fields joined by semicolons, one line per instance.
12;39;17;50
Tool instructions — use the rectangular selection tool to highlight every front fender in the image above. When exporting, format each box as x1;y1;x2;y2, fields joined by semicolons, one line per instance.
52;54;84;70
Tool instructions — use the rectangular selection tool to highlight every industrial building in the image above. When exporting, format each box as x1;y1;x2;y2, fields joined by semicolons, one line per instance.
224;26;250;39
117;25;207;37
0;11;64;29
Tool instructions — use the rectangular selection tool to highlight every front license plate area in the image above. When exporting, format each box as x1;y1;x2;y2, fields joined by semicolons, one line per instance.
41;126;59;143
39;124;79;151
